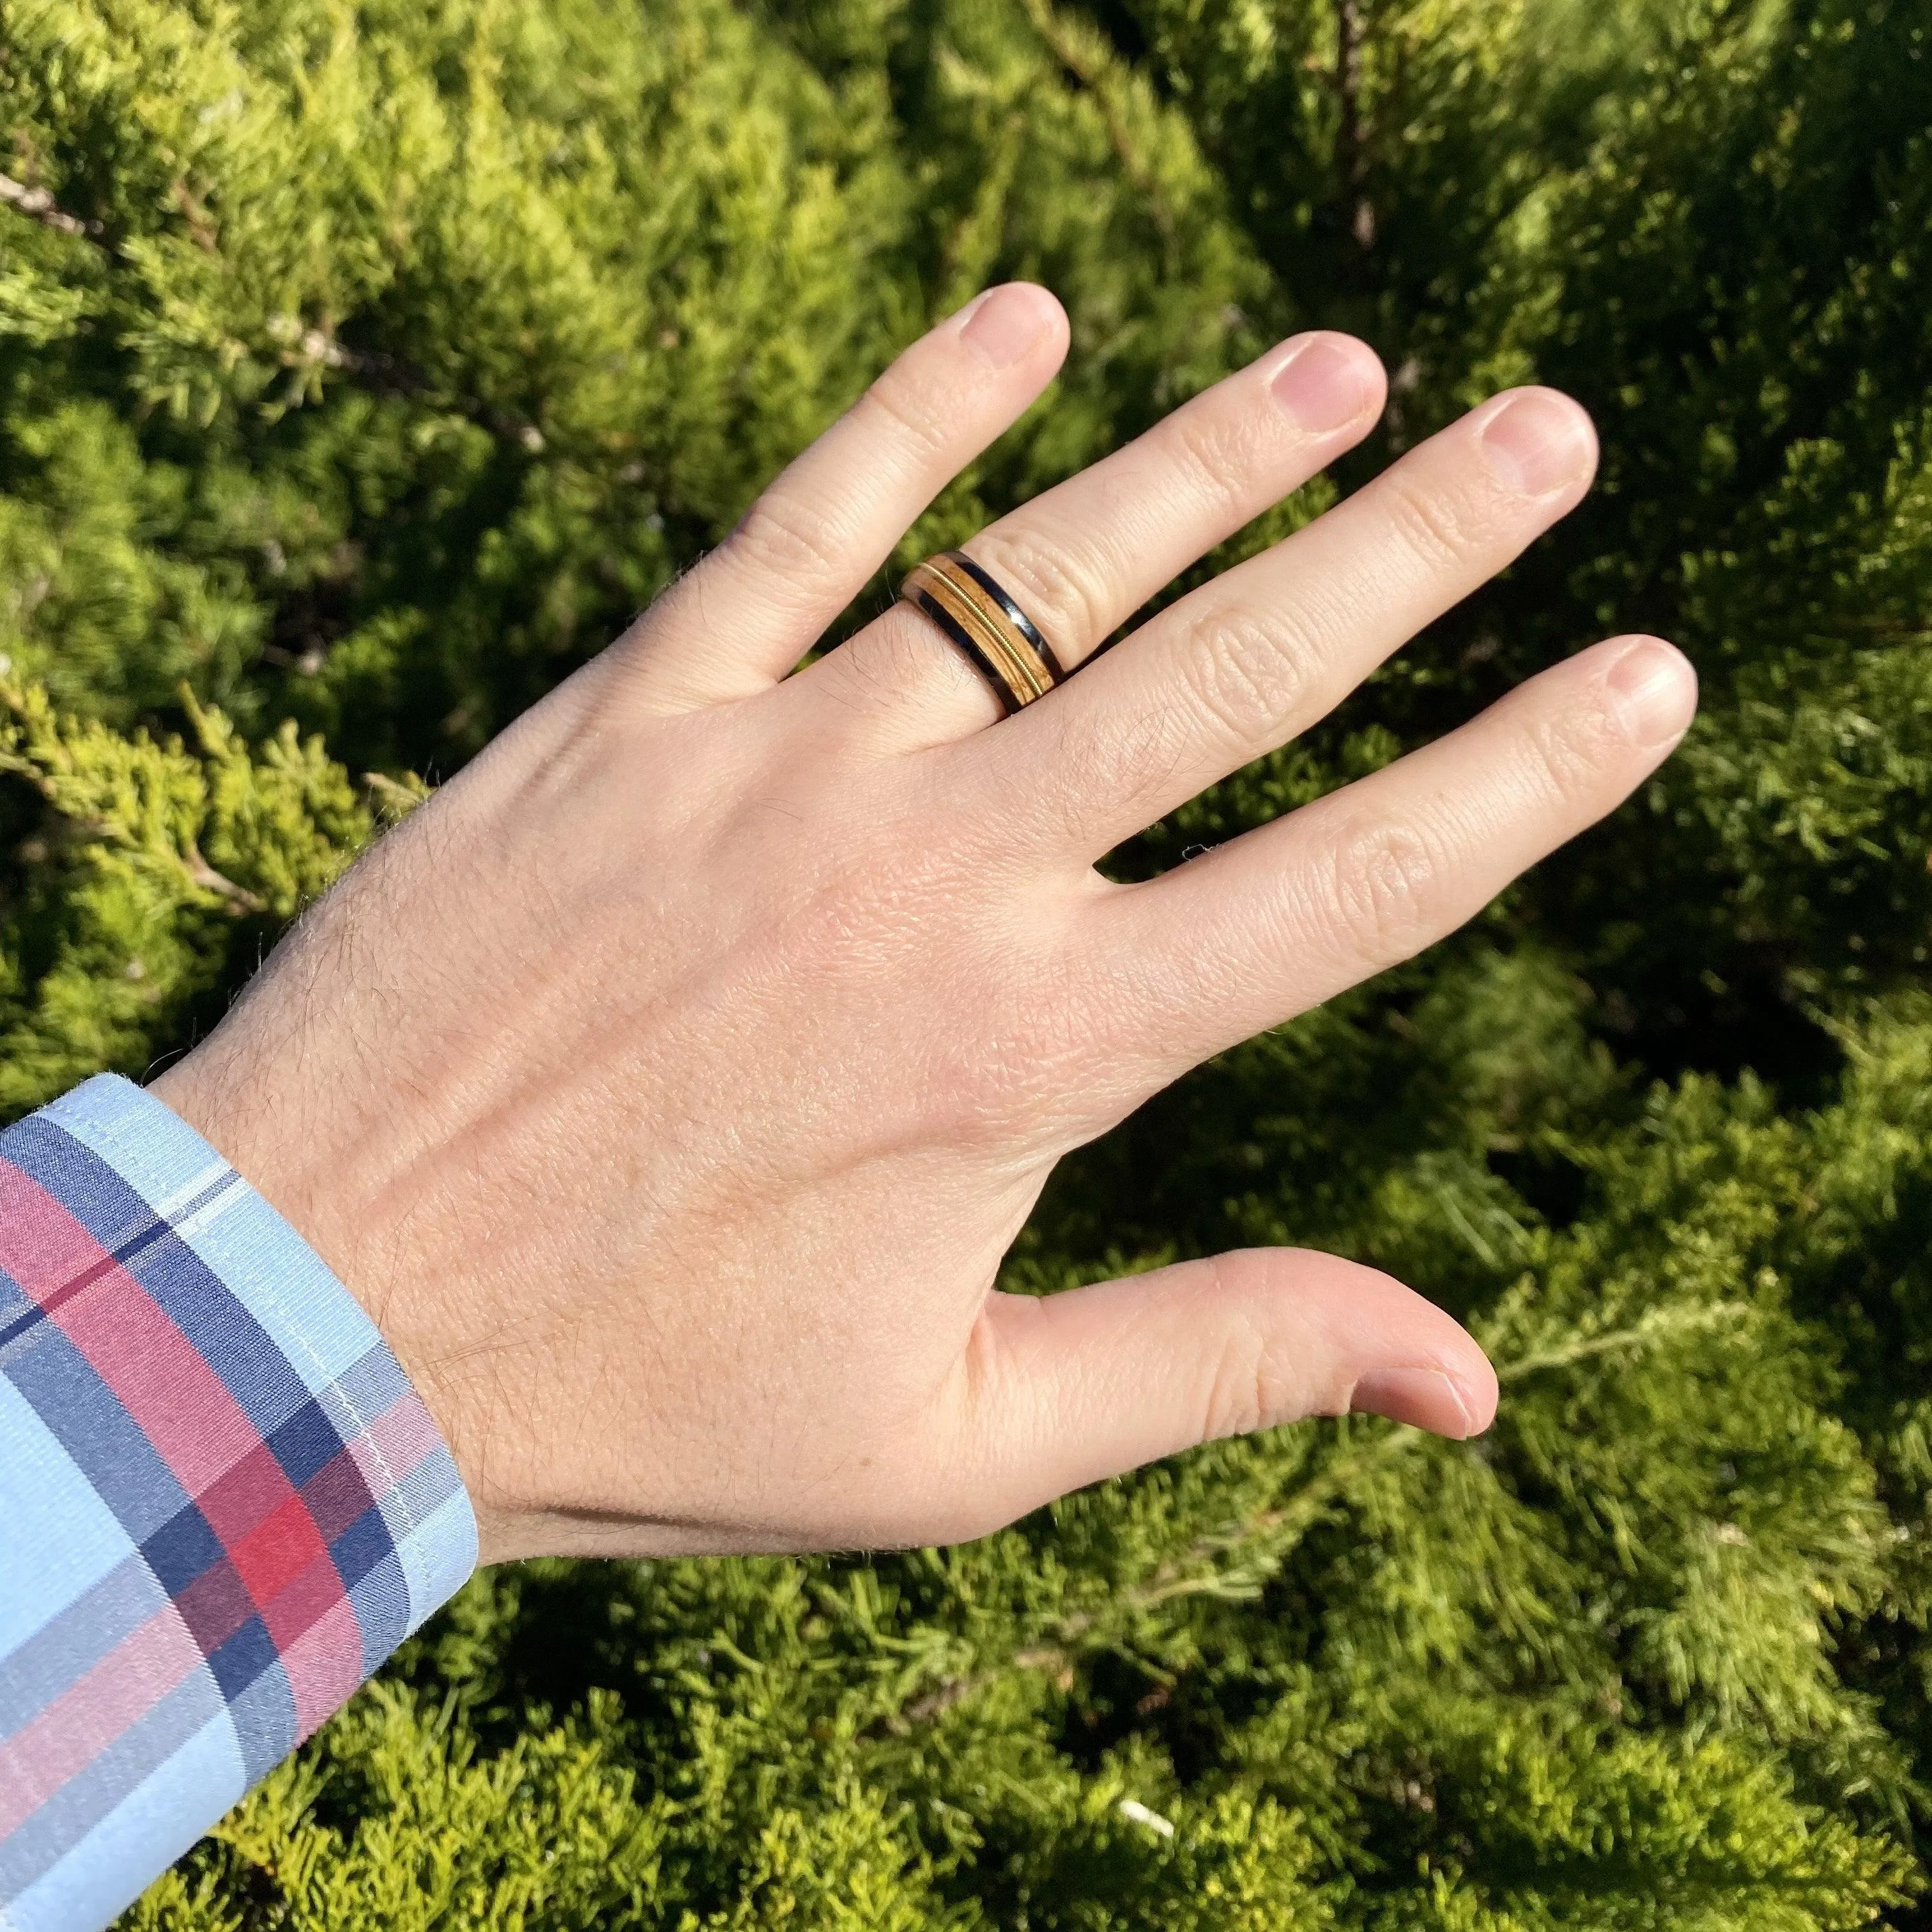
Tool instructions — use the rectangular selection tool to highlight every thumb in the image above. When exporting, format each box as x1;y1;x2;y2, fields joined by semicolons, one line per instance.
944;1248;1498;1534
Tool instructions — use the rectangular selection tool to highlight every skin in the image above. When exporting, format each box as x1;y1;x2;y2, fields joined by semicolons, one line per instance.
153;284;1698;1567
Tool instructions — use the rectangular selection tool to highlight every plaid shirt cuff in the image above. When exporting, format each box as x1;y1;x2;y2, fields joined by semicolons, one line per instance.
0;1075;478;1932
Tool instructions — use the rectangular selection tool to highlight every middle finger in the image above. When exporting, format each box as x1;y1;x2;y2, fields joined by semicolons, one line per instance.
965;386;1599;861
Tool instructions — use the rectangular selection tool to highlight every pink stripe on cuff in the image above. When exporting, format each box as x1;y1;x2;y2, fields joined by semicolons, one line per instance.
279;1595;367;1738
0;1604;204;1840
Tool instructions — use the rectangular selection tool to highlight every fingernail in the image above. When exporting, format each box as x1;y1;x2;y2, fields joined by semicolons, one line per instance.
960;284;1055;369
1269;334;1377;433
1478;389;1596;496
1604;636;1698;745
1350;1365;1476;1437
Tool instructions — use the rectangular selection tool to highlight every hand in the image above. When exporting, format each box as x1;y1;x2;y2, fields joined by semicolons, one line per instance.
153;284;1695;1565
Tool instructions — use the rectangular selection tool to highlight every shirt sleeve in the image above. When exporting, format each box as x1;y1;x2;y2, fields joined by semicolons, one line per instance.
0;1074;478;1932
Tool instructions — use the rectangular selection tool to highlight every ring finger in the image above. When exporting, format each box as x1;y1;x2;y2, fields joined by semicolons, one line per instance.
792;331;1388;745
1083;631;1698;1088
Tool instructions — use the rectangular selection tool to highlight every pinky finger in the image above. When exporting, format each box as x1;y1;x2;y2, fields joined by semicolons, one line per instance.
1090;633;1698;1082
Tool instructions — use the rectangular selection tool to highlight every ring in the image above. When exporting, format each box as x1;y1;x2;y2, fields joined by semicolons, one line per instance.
897;550;1066;714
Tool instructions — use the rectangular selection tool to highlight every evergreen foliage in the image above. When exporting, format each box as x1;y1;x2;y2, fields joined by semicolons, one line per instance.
0;0;1928;1921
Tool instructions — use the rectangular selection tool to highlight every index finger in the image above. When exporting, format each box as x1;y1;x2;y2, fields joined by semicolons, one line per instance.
612;284;1070;709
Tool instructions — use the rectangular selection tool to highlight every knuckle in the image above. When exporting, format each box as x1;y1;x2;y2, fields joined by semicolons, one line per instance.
723;490;849;597
1046;687;1190;825
1175;602;1317;751
1162;401;1264;523
1379;469;1476;575
859;373;955;464
1327;812;1443;961
971;533;1112;657
1197;1300;1293;1443
1519;701;1609;800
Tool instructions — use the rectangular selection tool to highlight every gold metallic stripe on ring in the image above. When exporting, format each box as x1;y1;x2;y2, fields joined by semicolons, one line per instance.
926;554;1059;699
901;564;1025;703
901;560;1054;707
917;568;1041;701
902;563;1028;693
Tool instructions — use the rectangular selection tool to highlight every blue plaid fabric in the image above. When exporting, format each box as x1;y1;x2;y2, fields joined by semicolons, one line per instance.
0;1076;477;1932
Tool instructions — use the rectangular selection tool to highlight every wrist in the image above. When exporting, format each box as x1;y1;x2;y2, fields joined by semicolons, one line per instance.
148;1043;516;1563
